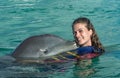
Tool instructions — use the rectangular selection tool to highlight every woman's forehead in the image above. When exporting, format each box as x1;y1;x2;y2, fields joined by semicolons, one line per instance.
73;23;87;30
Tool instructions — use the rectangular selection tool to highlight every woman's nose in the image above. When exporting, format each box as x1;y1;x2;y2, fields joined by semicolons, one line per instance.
75;31;80;38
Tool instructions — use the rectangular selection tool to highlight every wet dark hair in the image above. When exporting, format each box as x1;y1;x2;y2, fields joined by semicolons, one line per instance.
72;17;105;52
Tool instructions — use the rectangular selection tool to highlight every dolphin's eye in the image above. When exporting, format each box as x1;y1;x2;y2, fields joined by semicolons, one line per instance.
44;50;48;54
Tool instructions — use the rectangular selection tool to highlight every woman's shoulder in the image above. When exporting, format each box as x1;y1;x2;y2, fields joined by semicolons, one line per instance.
76;46;102;59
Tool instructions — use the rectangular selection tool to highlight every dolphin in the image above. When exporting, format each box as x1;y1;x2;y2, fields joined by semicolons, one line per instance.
12;34;78;62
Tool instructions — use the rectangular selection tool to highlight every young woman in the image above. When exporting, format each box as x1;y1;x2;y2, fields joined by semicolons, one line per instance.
72;17;105;59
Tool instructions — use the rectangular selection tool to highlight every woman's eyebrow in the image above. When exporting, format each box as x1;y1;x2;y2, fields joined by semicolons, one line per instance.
74;28;83;31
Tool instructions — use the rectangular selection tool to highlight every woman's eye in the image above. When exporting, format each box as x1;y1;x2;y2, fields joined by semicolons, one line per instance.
73;32;77;35
79;30;83;33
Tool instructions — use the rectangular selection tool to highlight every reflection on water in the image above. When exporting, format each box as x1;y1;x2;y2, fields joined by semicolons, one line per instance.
73;57;100;78
0;57;75;78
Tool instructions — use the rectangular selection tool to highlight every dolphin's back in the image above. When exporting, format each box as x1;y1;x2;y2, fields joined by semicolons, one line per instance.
12;34;67;58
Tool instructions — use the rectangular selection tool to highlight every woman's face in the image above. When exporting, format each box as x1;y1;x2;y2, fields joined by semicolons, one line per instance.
73;23;92;46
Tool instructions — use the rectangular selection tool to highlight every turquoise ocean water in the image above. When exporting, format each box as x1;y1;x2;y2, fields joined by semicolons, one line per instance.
0;0;120;78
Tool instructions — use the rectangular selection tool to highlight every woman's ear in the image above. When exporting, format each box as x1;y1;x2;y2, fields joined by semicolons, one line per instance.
89;29;93;36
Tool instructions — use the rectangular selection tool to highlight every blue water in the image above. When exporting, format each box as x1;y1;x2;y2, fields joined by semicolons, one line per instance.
0;0;120;77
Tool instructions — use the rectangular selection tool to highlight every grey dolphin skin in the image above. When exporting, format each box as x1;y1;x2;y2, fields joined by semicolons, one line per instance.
12;34;77;63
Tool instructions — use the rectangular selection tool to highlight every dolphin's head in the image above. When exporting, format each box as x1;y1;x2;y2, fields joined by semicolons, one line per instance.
41;41;78;57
